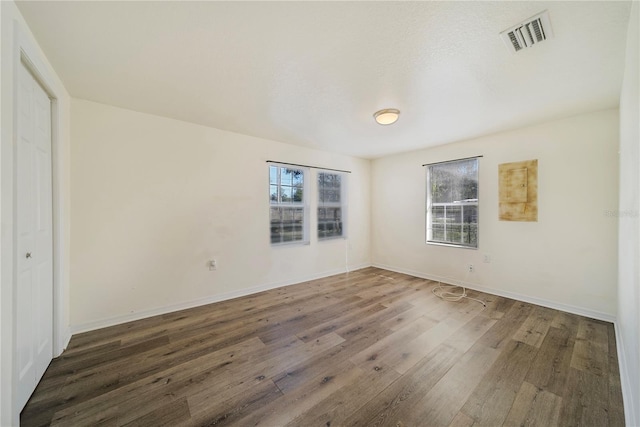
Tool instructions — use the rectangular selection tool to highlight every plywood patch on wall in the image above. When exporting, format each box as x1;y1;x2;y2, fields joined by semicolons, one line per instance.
499;159;538;221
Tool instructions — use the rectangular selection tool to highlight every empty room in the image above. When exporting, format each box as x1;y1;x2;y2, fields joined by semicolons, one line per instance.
1;1;639;426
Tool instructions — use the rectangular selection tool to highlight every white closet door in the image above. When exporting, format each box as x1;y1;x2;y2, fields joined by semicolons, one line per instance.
16;61;53;411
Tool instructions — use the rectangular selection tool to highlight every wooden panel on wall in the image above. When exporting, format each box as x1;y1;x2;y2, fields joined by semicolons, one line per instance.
499;159;538;221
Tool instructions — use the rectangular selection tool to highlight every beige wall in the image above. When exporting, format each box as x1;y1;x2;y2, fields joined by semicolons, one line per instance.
371;109;619;319
70;99;371;330
617;2;639;425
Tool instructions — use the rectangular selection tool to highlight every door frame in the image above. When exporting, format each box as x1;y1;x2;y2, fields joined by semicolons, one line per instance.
1;19;69;424
18;38;64;357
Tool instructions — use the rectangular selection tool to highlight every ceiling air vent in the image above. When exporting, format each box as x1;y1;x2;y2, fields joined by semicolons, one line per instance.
500;10;553;54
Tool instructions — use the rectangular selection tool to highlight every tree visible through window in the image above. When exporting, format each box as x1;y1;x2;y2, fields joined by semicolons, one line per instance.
270;165;308;244
426;158;478;248
318;172;345;239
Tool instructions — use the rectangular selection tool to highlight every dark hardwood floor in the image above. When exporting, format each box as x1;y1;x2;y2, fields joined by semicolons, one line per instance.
21;267;625;426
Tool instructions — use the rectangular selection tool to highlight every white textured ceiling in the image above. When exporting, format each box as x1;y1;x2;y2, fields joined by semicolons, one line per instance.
17;1;632;158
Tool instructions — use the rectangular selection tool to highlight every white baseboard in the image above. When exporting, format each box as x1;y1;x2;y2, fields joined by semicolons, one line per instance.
72;262;613;334
70;264;372;335
614;322;639;427
346;262;372;273
371;263;616;323
56;327;71;356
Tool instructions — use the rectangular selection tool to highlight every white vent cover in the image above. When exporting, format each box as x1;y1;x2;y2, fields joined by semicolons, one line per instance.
500;10;553;54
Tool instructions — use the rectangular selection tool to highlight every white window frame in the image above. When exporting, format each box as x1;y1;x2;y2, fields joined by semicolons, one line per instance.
317;170;347;241
426;158;479;249
269;163;310;246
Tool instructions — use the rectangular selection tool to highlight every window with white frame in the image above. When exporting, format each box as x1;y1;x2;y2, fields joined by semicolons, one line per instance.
426;158;479;248
269;164;309;245
318;171;346;240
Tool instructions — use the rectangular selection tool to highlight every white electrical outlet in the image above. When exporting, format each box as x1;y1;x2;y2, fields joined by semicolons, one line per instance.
209;259;217;271
484;254;491;263
467;264;474;273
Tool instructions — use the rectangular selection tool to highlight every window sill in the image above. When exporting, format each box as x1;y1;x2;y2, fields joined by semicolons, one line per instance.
426;241;477;250
271;241;310;248
318;236;347;243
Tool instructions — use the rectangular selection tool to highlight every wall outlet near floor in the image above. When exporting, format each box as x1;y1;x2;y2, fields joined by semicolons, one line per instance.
209;259;217;271
484;254;491;263
467;264;474;273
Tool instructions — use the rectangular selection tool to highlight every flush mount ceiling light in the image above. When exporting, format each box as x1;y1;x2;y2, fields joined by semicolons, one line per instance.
373;108;400;125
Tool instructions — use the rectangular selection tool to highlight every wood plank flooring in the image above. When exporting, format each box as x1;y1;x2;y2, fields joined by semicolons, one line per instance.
20;267;625;426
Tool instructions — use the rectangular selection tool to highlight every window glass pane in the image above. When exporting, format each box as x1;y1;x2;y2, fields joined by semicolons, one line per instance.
427;159;478;248
283;207;297;242
318;172;345;239
462;205;478;246
318;207;342;239
430;159;478;203
281;186;292;202
270;207;282;244
281;169;293;186
447;205;462;243
463;204;478;224
292;208;303;240
330;207;341;221
269;165;307;245
431;206;445;241
270;206;281;221
292;185;303;203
